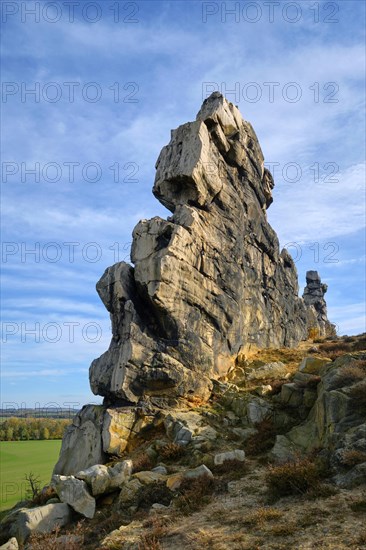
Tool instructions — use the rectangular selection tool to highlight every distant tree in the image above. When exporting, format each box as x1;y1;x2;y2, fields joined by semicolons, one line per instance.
40;426;50;440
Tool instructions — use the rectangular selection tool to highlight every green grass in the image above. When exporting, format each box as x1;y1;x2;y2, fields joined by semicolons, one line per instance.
0;440;62;512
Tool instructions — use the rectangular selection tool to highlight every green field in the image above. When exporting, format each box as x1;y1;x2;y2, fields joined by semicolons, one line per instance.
0;440;62;512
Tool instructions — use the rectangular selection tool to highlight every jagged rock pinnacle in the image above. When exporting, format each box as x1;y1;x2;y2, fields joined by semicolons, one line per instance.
87;93;332;405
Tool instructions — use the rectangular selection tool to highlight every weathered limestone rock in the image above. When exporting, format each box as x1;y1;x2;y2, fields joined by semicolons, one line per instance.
102;408;137;455
299;356;332;374
88;92;333;405
75;460;132;496
118;478;143;510
246;361;287;381
53;404;158;475
270;353;366;463
214;449;245;465
53;405;105;476
333;463;366;489
0;504;71;545
52;476;95;519
132;471;167;485
0;538;18;550
303;271;336;338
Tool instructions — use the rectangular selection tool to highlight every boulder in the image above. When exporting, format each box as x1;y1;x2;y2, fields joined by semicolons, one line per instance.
246;362;287;381
246;398;272;425
0;504;71;545
280;383;304;407
52;476;95;519
214;449;245;465
299;357;332;375
118;478;143;510
270;354;366;462
132;471;167;485
75;460;132;496
53;405;105;476
333;463;366;489
0;538;18;550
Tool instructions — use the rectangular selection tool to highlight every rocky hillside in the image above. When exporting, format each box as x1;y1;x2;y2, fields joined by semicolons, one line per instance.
1;334;365;549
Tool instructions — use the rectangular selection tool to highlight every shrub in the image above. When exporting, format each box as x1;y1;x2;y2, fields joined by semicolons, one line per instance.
138;534;162;550
159;442;186;461
132;453;154;473
24;472;41;501
175;474;215;515
29;522;84;550
137;481;174;510
139;518;168;550
350;498;366;513
245;417;276;456
266;457;327;501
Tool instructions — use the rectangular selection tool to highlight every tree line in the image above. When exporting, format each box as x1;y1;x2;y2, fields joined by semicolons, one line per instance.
0;417;70;441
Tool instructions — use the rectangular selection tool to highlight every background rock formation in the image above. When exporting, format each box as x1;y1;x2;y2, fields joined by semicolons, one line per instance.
303;270;336;337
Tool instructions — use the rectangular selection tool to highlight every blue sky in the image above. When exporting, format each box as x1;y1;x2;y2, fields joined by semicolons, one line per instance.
1;0;365;408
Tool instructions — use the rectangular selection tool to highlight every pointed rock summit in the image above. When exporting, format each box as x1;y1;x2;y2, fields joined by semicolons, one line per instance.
54;93;334;475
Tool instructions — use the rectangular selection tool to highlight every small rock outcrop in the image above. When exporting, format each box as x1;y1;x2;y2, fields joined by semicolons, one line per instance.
303;270;336;337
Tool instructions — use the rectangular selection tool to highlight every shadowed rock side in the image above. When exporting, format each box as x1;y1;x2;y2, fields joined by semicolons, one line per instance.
89;92;320;406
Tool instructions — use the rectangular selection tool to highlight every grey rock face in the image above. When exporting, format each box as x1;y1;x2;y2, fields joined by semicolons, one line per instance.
53;405;106;476
0;504;71;545
89;93;332;405
303;270;336;337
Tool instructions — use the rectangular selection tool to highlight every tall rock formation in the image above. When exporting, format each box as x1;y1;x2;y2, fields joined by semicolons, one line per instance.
54;93;334;475
303;270;336;337
90;92;317;406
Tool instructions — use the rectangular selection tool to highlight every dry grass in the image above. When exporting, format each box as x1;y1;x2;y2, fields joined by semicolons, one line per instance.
138;517;170;550
308;327;320;341
354;530;366;545
28;522;84;550
268;523;298;537
242;507;283;527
